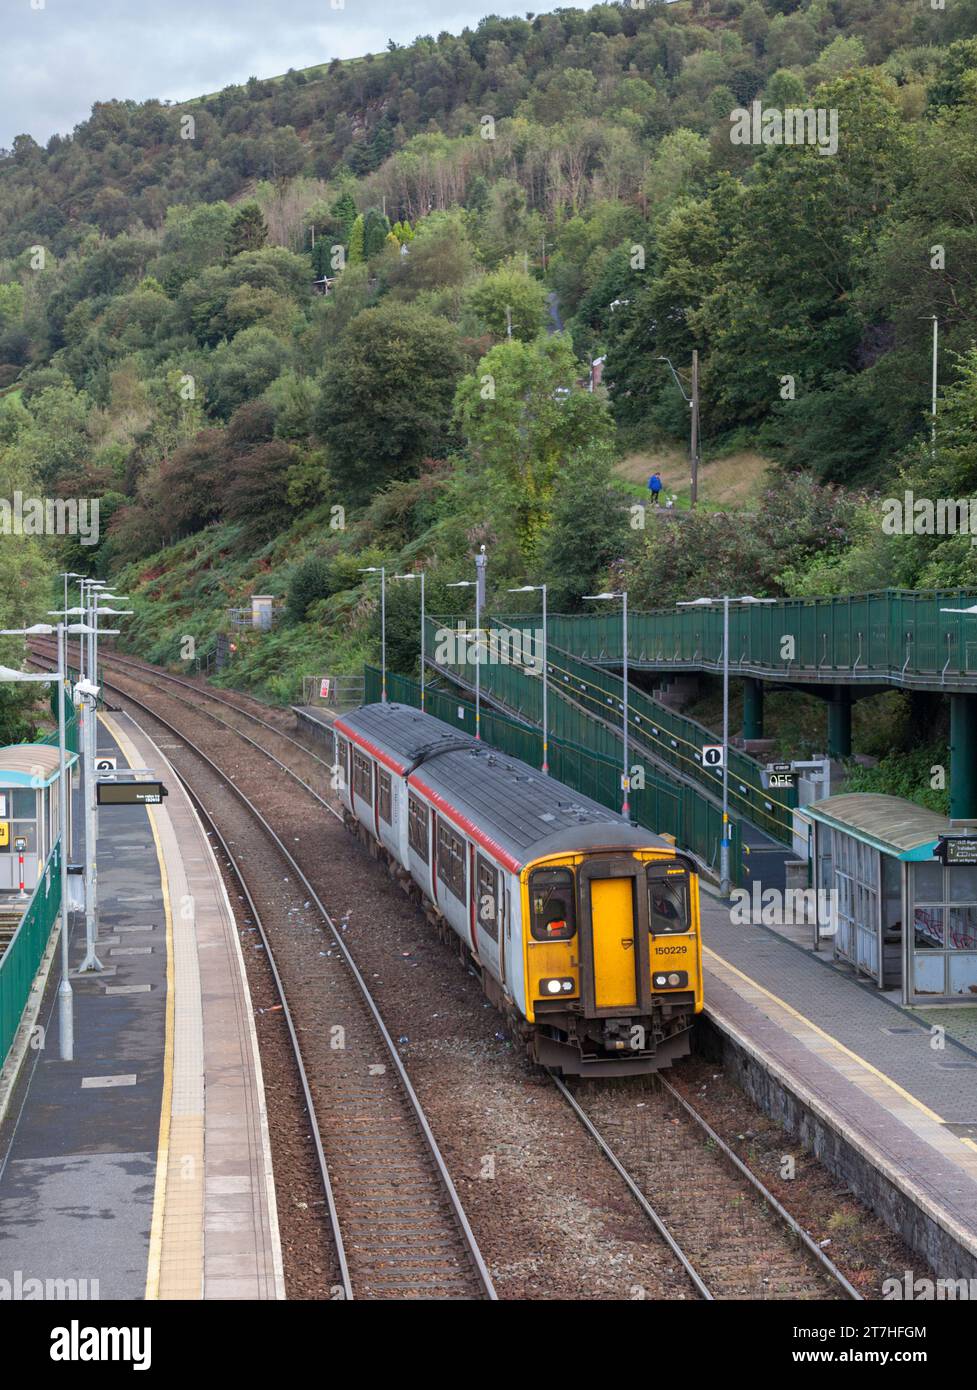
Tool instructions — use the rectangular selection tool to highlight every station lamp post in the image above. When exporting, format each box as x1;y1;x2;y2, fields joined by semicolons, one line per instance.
358;567;386;701
391;570;425;712
0;621;79;1059
678;594;776;897
508;583;549;774
89;598;131;691
47;603;123;973
583;590;630;817
446;577;483;740
57;573;84;633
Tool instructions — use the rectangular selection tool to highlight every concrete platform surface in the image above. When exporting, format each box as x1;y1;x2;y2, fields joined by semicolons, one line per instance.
0;711;283;1300
702;890;977;1276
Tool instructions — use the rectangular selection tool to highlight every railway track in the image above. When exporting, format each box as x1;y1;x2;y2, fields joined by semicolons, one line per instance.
553;1072;863;1301
34;643;872;1299
30;645;495;1301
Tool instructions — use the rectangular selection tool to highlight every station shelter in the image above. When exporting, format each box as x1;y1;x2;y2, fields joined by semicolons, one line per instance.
0;745;77;894
807;793;977;1005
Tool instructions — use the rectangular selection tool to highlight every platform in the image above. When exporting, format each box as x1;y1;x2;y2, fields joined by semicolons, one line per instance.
0;711;283;1300
700;889;977;1279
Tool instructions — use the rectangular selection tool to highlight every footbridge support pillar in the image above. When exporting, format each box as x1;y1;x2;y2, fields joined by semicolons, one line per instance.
742;678;764;742
950;693;977;822
827;687;852;759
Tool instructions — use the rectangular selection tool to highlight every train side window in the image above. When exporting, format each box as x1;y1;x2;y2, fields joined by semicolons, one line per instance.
476;854;499;942
352;749;372;802
530;867;576;941
377;768;392;824
436;819;466;901
335;737;349;789
408;794;429;863
648;865;690;935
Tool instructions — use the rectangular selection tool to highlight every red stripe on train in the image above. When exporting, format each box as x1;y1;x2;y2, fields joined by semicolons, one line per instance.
335;721;523;874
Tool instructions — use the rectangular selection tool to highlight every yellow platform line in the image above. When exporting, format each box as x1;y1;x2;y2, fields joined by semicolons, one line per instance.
97;713;176;1300
703;943;953;1130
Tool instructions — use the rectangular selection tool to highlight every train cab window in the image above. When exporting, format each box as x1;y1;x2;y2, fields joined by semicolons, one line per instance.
530;867;576;942
436;819;466;901
408;794;429;863
377;768;392;824
648;865;691;935
476;854;499;942
352;749;372;802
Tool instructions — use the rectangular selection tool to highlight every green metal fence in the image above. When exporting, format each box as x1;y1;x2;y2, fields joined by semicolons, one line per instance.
423;614;794;845
364;666;743;882
508;590;977;691
0;838;62;1065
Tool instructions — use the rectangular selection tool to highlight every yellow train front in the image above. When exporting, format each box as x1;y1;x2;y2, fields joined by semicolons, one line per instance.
521;840;702;1075
334;703;703;1077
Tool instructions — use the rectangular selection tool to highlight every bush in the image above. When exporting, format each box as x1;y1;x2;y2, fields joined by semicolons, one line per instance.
286;555;334;624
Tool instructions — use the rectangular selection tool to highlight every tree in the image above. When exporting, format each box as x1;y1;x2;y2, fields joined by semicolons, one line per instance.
205;326;292;419
330;189;358;241
225;202;269;258
538;444;631;608
347;214;365;265
465;267;548;343
362;208;391;259
453;334;615;556
315;303;464;501
224;439;296;541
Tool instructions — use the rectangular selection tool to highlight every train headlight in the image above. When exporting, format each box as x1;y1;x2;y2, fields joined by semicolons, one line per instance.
653;971;688;989
540;977;576;996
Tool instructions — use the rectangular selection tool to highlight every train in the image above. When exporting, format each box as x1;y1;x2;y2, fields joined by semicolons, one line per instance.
333;702;703;1076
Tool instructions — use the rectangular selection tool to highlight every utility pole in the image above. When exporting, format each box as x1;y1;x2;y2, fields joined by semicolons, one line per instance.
931;315;939;449
505;305;512;340
690;349;701;508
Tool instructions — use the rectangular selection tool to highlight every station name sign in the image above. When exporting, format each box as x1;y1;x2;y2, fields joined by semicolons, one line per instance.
97;781;168;806
934;836;977;865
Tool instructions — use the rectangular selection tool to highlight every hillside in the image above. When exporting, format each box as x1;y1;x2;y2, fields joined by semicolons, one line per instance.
2;0;977;735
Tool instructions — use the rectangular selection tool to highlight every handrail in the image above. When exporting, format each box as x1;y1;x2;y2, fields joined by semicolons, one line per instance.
0;839;63;1065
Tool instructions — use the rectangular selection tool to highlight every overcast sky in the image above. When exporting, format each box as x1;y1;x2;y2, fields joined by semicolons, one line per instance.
2;0;567;150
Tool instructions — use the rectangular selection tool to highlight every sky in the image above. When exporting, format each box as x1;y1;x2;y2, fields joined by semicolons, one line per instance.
1;0;568;150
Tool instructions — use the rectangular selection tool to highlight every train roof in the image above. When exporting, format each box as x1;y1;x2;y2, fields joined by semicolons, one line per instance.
336;702;672;870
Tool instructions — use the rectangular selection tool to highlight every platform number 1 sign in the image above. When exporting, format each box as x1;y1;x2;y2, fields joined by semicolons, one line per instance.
702;745;724;769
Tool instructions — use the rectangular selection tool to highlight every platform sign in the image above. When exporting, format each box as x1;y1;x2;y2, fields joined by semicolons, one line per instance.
97;780;168;806
935;836;977;866
95;756;118;772
702;744;724;769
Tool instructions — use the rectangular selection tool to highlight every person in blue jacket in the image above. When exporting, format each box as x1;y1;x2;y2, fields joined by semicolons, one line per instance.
647;471;663;505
